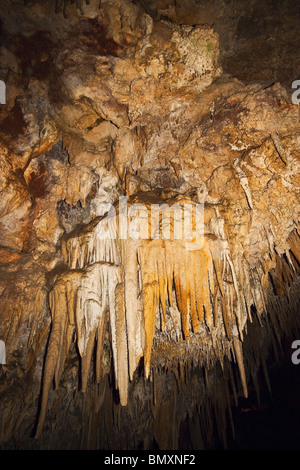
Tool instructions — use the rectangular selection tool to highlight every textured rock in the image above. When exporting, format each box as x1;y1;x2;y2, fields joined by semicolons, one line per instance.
0;0;299;451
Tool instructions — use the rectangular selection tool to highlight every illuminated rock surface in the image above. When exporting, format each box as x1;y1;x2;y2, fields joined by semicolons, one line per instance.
0;0;299;450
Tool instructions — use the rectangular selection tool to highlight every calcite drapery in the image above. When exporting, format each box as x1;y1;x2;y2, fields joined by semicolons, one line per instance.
35;191;272;436
36;184;300;438
0;0;300;450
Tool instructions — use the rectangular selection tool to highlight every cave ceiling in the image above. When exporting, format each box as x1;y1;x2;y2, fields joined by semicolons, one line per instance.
0;0;299;451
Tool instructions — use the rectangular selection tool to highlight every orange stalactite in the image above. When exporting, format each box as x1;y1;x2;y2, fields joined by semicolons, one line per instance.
35;193;300;439
157;252;167;331
189;254;200;333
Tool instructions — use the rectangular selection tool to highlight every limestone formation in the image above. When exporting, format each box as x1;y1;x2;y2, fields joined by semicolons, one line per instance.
0;0;299;450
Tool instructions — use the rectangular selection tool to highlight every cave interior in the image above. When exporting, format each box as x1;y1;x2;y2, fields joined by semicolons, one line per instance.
0;0;300;452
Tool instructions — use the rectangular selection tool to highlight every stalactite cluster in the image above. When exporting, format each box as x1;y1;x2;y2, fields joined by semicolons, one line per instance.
1;0;300;450
35;190;300;437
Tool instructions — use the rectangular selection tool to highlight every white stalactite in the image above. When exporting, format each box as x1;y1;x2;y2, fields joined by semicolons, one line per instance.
36;194;298;437
233;159;254;210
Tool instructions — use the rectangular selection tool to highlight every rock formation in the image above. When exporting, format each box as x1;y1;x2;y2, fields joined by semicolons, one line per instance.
0;0;299;450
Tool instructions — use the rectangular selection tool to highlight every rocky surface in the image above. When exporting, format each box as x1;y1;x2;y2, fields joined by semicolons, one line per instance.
0;0;299;450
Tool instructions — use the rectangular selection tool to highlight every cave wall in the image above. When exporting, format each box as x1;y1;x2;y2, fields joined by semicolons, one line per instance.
0;0;300;450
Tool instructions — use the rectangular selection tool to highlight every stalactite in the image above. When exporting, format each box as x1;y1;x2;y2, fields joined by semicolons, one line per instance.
223;370;235;440
287;229;300;268
233;336;248;398
35;280;70;438
35;263;124;437
35;192;300;438
139;243;160;378
233;159;254;210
